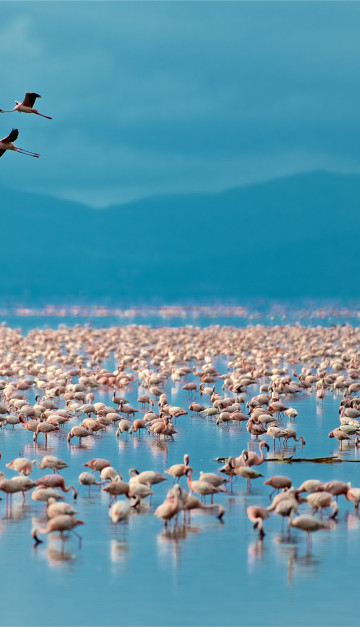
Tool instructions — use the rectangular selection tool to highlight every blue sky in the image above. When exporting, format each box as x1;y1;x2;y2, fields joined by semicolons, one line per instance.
1;2;360;207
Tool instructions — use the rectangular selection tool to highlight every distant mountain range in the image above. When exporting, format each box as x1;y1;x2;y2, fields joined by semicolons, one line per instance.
1;171;359;303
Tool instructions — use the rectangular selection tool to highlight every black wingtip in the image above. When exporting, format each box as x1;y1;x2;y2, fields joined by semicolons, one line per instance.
8;128;19;142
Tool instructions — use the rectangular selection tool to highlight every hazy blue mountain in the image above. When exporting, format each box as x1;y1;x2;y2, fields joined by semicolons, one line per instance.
1;171;359;303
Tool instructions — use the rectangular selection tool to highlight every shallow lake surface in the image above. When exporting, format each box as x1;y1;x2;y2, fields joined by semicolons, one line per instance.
0;314;359;626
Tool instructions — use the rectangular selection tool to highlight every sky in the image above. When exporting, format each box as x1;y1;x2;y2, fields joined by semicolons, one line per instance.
1;1;360;208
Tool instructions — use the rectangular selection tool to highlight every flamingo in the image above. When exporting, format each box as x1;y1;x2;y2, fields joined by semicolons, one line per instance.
109;499;131;523
128;482;154;501
167;485;225;522
237;441;269;467
36;474;78;499
298;479;323;494
290;515;334;551
6;457;37;476
329;428;352;448
0;475;25;508
33;422;59;446
128;468;167;486
83;458;111;473
155;485;183;527
266;425;288;450
272;496;302;533
32;487;65;503
100;467;121;481
282;429;306;446
264;476;292;499
346;487;360;511
186;468;226;503
165;454;190;483
0;129;39;158
0;92;52;119
116;419;131;436
47;498;77;518
78;472;104;496
198;472;229;488
103;478;131;505
235;466;264;493
37;456;68;474
32;515;84;545
320;480;350;499
129;419;147;436
8;476;36;503
247;505;269;539
246;418;266;439
67;425;91;445
306;492;338;519
189;402;206;413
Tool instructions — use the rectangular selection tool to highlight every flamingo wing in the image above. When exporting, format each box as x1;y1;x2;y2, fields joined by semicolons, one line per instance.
0;129;18;143
23;93;41;107
0;149;6;158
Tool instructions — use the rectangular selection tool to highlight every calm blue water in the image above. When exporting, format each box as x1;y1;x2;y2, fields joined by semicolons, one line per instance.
0;312;358;626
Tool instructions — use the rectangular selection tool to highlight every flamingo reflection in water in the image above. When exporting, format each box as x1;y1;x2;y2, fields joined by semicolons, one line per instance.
157;524;199;568
274;539;321;584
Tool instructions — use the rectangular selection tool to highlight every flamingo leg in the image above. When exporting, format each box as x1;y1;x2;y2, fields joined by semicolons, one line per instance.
72;530;83;547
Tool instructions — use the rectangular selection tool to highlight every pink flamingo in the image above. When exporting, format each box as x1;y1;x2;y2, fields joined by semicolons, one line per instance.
33;422;59;446
36;474;78;498
129;419;147;436
0;128;39;158
83;458;111;473
32;515;84;546
186;468;226;503
264;476;292;499
0;92;52;119
247;505;269;540
237;441;269;467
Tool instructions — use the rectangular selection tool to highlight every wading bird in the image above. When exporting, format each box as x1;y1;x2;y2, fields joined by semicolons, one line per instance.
32;515;84;545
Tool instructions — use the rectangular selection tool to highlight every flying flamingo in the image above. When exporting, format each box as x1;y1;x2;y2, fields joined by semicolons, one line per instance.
0;129;39;158
0;92;52;119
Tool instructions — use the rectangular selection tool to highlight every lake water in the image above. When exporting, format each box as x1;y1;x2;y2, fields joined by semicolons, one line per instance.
0;309;359;626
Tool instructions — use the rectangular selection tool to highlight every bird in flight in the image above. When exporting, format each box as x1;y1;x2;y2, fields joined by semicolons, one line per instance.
0;129;40;158
0;92;52;119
